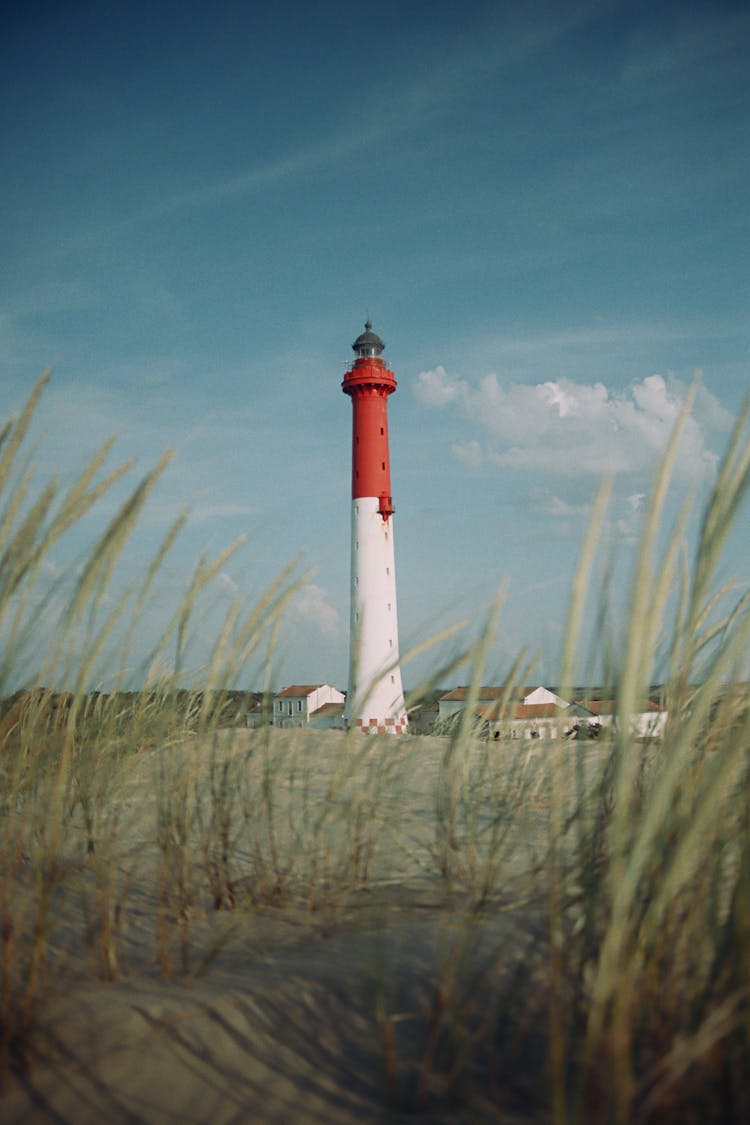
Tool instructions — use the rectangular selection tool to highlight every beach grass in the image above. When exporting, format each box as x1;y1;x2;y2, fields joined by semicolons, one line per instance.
0;377;749;1121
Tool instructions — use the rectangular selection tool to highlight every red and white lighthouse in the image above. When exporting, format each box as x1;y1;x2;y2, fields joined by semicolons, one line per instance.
342;322;408;734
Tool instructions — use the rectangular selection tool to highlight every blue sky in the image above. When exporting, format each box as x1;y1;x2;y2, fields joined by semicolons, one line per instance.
2;0;748;690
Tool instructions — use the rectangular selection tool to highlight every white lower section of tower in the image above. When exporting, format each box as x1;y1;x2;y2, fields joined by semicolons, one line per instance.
345;497;408;733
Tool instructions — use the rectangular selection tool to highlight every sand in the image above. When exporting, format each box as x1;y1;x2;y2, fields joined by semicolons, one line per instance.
0;728;586;1123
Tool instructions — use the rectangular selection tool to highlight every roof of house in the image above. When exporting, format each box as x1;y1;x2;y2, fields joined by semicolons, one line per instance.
476;702;568;721
441;684;669;710
275;684;325;698
577;699;615;715
580;699;662;716
441;686;530;702
311;702;345;717
441;685;569;703
441;687;499;701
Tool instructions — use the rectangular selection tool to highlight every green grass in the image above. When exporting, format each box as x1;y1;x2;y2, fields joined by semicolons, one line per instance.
0;375;749;1122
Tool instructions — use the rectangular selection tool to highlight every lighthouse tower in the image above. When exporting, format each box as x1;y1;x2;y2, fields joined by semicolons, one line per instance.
342;322;408;734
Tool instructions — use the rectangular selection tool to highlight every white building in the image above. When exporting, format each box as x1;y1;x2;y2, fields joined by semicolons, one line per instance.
579;698;668;739
438;686;566;723
272;684;345;729
438;685;668;740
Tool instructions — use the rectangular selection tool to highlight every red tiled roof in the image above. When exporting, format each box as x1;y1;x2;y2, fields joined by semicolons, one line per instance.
579;699;661;715
441;685;552;703
442;686;512;702
579;699;616;715
476;702;565;720
276;684;324;698
512;703;563;719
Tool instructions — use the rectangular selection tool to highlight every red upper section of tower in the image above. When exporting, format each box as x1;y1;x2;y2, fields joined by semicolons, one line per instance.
342;323;397;517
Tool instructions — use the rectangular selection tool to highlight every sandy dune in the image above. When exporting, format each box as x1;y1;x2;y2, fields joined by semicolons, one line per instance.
1;729;581;1123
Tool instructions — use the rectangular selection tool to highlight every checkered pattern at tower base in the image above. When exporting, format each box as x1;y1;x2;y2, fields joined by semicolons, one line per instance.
353;714;408;735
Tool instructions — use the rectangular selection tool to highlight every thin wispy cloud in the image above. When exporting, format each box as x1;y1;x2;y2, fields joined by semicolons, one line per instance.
187;502;258;526
534;493;592;519
515;574;570;598
133;3;614;222
615;5;750;101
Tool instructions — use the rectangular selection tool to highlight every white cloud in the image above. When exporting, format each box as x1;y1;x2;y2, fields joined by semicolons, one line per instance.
414;368;726;483
414;365;465;407
452;440;483;468
536;493;591;518
291;583;341;641
668;373;734;433
615;492;647;541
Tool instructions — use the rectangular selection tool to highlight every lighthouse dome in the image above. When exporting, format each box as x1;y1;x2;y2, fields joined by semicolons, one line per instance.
352;321;384;357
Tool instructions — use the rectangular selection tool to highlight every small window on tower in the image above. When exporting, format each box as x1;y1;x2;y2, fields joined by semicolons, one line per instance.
381;462;385;470
380;427;384;435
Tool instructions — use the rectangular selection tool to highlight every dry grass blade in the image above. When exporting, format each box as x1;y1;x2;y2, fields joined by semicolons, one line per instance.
1;375;750;1124
0;373;51;497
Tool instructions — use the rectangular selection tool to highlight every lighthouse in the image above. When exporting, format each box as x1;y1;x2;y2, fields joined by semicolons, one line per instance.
342;322;408;734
